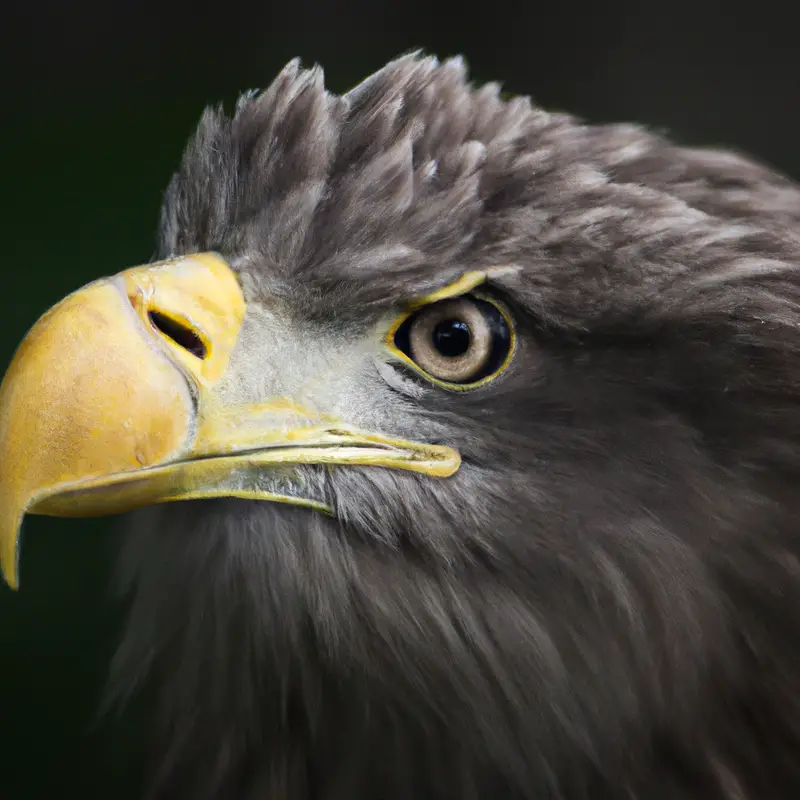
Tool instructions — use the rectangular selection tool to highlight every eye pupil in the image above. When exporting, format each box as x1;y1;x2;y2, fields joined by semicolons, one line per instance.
432;319;471;357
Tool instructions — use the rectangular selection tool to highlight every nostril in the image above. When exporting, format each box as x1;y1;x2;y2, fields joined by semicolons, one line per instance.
148;310;208;359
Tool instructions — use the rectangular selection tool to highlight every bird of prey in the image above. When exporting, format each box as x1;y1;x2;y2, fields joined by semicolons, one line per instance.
3;52;800;800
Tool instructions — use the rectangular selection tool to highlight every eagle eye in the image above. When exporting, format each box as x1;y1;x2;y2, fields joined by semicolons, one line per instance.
388;294;515;389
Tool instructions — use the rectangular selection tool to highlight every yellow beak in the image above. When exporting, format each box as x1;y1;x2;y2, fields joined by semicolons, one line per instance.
0;253;460;589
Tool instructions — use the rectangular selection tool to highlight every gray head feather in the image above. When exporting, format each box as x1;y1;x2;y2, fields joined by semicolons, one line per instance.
112;53;800;800
159;52;800;324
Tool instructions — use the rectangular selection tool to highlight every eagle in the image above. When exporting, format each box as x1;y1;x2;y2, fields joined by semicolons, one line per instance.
2;52;800;800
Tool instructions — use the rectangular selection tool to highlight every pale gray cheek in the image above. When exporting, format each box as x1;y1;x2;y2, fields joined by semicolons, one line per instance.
212;308;302;404
374;358;429;399
205;302;455;442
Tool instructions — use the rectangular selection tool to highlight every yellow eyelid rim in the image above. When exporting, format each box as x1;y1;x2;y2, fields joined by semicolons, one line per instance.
406;270;490;308
383;271;517;392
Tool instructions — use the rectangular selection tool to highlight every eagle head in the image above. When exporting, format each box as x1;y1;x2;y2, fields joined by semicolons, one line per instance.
3;53;800;799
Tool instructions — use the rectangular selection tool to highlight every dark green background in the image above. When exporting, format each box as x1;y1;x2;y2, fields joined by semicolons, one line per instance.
1;0;798;796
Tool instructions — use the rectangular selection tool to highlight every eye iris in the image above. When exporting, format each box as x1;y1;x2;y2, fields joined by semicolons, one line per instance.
389;293;515;389
432;319;471;357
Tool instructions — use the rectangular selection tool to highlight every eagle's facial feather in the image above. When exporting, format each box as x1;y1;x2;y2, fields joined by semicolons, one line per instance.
107;55;800;799
10;52;800;799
